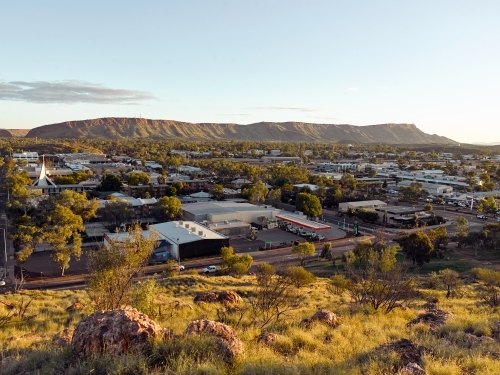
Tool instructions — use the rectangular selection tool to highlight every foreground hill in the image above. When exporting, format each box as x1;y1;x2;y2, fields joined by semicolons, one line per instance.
25;117;457;144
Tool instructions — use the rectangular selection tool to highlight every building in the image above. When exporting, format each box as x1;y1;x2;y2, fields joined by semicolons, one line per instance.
261;156;301;164
104;221;229;259
397;180;453;196
338;200;388;212
12;152;39;163
182;201;278;223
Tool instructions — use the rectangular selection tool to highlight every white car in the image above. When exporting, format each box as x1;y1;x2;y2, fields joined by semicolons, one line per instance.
203;265;218;274
477;214;487;220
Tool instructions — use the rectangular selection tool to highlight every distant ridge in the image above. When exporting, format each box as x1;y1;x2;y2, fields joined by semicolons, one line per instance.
24;117;457;144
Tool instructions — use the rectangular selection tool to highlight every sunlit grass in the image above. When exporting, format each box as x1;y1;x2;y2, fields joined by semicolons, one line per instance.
1;273;500;374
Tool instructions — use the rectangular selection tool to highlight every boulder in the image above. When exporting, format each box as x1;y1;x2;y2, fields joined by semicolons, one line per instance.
463;333;495;346
379;338;429;365
492;320;500;340
184;319;244;362
426;296;439;304
66;302;84;312
309;308;340;327
217;290;243;305
407;309;452;332
398;362;427;375
257;332;281;345
422;302;437;310
194;292;218;304
71;308;163;357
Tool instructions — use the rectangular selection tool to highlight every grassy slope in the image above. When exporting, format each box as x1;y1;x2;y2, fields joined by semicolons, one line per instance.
1;271;500;375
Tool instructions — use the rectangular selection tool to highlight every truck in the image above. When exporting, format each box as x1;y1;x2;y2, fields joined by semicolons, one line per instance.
203;265;218;274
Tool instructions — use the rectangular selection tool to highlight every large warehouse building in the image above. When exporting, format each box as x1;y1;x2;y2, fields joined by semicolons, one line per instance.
104;221;229;260
182;201;279;223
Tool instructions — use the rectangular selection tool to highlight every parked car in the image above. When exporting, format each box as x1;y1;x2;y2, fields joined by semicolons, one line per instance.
477;214;487;220
203;265;218;274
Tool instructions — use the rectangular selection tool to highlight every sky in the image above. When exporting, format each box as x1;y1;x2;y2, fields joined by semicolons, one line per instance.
0;0;499;144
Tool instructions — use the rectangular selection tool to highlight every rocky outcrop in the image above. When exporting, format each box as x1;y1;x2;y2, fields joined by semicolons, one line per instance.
379;338;429;366
398;362;427;375
302;308;340;328
217;290;243;305
194;292;218;303
184;320;244;362
463;333;495;346
407;309;452;332
71;308;163;357
257;332;281;345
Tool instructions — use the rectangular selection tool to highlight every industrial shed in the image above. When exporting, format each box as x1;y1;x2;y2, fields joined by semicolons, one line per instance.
182;201;278;224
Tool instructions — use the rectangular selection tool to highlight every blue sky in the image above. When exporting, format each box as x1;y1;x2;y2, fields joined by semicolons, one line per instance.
1;0;499;143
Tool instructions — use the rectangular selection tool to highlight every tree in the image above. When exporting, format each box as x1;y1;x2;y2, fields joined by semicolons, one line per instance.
127;171;150;186
52;190;98;221
86;224;159;310
296;192;322;218
285;266;315;288
395;231;435;266
428;226;448;250
151;196;182;222
439;269;462;298
220;246;253;277
209;184;224;200
292;241;316;266
43;205;84;276
356;208;379;223
266;188;282;207
453;216;469;247
424;204;433;212
244;181;269;205
340;173;357;191
98;199;135;231
99;174;122;191
399;182;423;202
472;268;500;306
249;263;304;328
477;196;498;214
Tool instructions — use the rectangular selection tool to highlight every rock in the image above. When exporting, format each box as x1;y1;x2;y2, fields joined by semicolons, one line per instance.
71;308;163;357
491;320;500;340
426;296;439;304
398;362;427;375
52;328;74;347
184;319;244;362
463;333;495;346
66;303;84;312
194;292;218;304
309;308;340;327
379;338;429;365
0;356;16;367
422;302;437;310
257;332;280;345
407;309;452;332
217;290;243;305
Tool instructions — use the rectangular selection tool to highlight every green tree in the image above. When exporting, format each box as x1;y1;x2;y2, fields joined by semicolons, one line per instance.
292;241;316;266
428;226;448;250
395;231;435;266
244;181;269;205
340;173;357;191
209;184;224;200
439;269;462;298
99;174;122;191
477;196;498;214
127;171;150;186
220;246;253;277
52;190;99;221
285;266;315;288
296;192;322;218
472;268;500;306
266;188;282;207
98;199;135;231
43;205;85;276
151;196;182;222
453;216;469;246
86;224;159;310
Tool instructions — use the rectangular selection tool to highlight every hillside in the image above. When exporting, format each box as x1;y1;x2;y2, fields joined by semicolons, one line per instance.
25;117;457;144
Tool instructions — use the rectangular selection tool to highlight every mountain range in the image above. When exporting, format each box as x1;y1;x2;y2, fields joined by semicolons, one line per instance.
2;117;457;144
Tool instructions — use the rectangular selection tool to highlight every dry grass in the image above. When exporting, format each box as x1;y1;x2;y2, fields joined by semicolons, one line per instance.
1;274;500;374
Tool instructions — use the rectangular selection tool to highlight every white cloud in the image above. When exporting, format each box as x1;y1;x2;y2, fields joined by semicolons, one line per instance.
346;87;358;92
0;80;156;104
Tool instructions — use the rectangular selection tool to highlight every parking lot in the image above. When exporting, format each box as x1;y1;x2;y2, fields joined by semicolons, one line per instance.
230;226;346;253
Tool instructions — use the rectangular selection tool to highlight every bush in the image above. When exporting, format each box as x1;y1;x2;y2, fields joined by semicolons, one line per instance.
284;266;315;288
